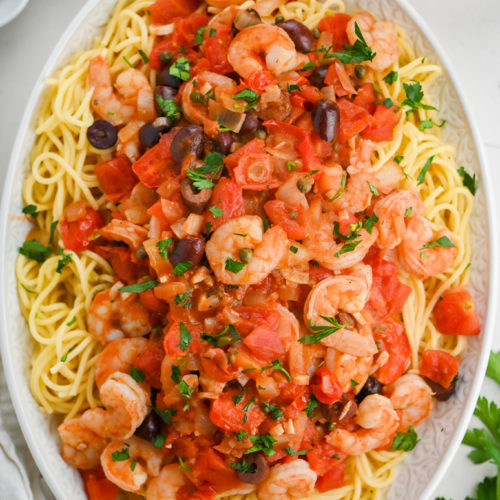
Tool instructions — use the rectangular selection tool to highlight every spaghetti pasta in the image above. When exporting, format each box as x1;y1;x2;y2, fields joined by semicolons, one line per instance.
16;0;476;498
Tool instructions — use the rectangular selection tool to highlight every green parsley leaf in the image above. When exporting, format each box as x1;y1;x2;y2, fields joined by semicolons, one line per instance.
288;84;302;92
179;379;194;398
119;279;158;293
19;240;52;263
287;161;296;171
179;322;192;351
391;427;419;451
304;394;319;417
153;406;177;425
334;239;362;257
22;204;38;218
130;366;145;383
235;430;247;441
374;97;397;109
486;351;500;386
383;71;398;84
260;402;284;421
56;250;72;273
202;324;240;347
402;81;437;114
66;317;76;326
209;205;223;218
171;365;182;384
172;261;193;276
138;49;149;64
299;315;347;344
242;397;254;413
289;245;298;253
230;459;257;474
195;26;207;44
394;155;404;164
367;180;379;196
262;217;271;232
156;237;173;259
330;22;376;64
155;95;180;121
49;220;58;245
232;88;260;110
404;206;413;217
175;289;192;308
421;236;455;250
246;435;277;457
179;457;191;472
299;61;314;71
169;57;190;81
329;174;346;201
225;257;245;274
419;119;434;131
205;221;213;235
417;155;435;185
350;379;359;388
261;359;292;382
186;153;224;190
458;166;478;196
152;434;166;449
123;56;134;68
233;394;244;405
364;213;379;234
111;445;130;461
60;352;68;362
284;447;310;456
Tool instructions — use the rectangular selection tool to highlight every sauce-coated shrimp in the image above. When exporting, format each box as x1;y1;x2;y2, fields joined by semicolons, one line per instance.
206;215;287;285
88;287;152;344
398;215;457;280
146;464;186;500
57;419;108;470
385;374;432;431
228;24;308;79
326;394;400;455
258;459;317;500
328;351;373;393
96;338;149;387
88;56;155;126
80;372;149;440
101;436;163;492
374;190;425;249
347;12;399;72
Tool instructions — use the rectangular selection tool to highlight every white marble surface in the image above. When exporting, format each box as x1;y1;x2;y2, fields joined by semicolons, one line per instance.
0;0;499;498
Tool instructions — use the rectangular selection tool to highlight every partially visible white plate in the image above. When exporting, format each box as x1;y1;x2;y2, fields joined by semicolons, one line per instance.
0;0;497;499
0;0;29;27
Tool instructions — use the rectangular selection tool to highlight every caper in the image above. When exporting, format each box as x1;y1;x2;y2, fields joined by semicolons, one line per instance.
159;50;173;65
217;334;234;348
151;325;163;337
135;245;147;260
296;177;312;193
354;64;366;79
255;128;267;139
190;90;203;103
203;89;215;104
275;15;284;24
312;27;321;39
239;248;253;263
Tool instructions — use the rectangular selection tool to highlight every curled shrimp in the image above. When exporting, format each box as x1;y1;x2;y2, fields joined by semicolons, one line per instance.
328;350;373;393
146;464;186;500
347;12;400;72
88;287;152;344
80;371;149;440
95;338;149;387
57;419;108;470
326;394;400;455
206;215;287;285
101;436;163;493
385;374;432;431
258;459;317;500
227;24;309;79
88;56;155;126
398;215;457;280
304;201;378;270
372;160;404;195
373;190;425;249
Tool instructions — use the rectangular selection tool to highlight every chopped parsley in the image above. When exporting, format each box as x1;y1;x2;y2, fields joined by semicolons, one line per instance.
284;447;310;456
130;366;145;383
242;397;255;412
175;289;192;308
329;174;346;201
152;435;166;449
56;250;72;273
374;97;397;109
172;261;193;276
261;359;291;382
404;206;413;217
186;152;224;190
21;284;35;294
138;49;149;64
66;316;76;326
416;155;435;185
299;315;347;344
235;430;247;442
49;220;58;245
153;406;177;425
367;180;379;196
179;380;194;398
230;459;257;474
123;55;134;68
195;26;207;44
232;89;260;110
245;435;277;457
171;365;182;384
260;402;284;421
178;457;191;472
201;324;240;347
169;57;190;81
225;257;246;274
233;394;244;405
289;245;298;254
334;239;362;258
209;28;216;37
304;394;319;417
155;95;180;121
156;237;173;259
383;70;398;84
329;22;376;64
287;161;296;171
22;204;38;218
458;166;478;195
350;379;360;388
364;213;379;234
299;61;314;71
179;322;192;351
421;236;455;250
209;205;223;218
394;155;404;164
111;445;130;461
119;279;158;293
288;84;301;92
19;240;52;263
401;81;437;114
391;427;419;451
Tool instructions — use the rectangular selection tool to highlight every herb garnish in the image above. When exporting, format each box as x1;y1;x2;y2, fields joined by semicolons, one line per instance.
284;447;310;456
138;49;149;64
299;315;347;344
175;289;192;308
111;445;130;461
245;435;277;456
402;81;437;115
156;237;173;259
19;240;52;263
383;71;398;84
22;204;38;218
304;394;319;417
155;95;180;121
260;359;291;382
119;279;158;293
417;155;435;185
169;57;190;81
260;402;284;421
232;89;260;110
179;322;192;352
172;261;193;276
458;166;478;195
130;366;145;383
391;427;419;451
329;22;376;64
225;257;246;274
230;459;257;474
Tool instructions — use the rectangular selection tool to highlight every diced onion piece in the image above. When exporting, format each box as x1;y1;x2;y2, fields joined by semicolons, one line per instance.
217;109;246;133
154;281;186;301
183;213;204;236
170;218;187;239
65;200;87;222
149;23;174;36
233;9;262;31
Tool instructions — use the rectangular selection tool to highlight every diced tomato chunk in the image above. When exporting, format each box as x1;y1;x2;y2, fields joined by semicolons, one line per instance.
163;321;201;358
209;394;265;433
264;200;309;240
60;206;103;252
243;325;285;361
81;468;119;500
353;83;376;113
149;0;201;25
373;316;411;385
362;104;401;142
318;13;351;50
245;70;276;93
94;155;138;201
202;25;233;74
306;440;344;476
132;344;164;389
233;153;278;190
316;462;345;492
203;177;245;231
419;349;460;389
310;367;342;405
433;288;480;336
337;98;371;142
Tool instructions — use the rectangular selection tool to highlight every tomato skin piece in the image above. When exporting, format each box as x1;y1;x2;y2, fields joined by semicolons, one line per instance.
203;25;233;74
316;462;345;492
60;207;103;252
373;316;411;385
203;177;245;231
132;129;177;188
243;325;285;361
306;440;344;476
318;13;351;50
433;288;480;336
149;0;201;26
310;367;342;405
264;200;309;240
163;321;202;358
94;155;138;201
337;98;371;142
353;83;376;114
209;394;265;433
224;138;267;171
361;104;401;142
81;468;119;500
245;70;276;93
132;344;164;389
419;349;460;389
